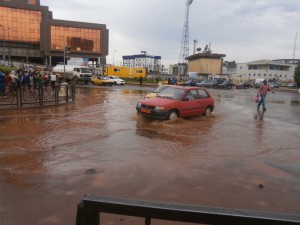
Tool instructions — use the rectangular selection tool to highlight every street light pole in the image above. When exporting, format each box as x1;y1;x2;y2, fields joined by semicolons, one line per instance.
113;50;116;65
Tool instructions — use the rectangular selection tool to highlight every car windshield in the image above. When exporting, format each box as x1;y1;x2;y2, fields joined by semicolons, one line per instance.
80;68;91;73
153;86;168;93
157;87;185;100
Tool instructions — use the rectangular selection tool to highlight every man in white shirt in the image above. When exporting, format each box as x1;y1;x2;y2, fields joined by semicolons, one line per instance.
50;73;57;90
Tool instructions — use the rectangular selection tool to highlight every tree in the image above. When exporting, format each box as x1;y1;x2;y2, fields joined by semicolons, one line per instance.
294;63;300;88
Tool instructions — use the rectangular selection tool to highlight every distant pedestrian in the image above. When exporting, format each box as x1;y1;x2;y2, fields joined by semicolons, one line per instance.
50;73;57;90
4;72;12;96
139;75;143;86
168;77;171;85
0;72;5;97
257;79;274;111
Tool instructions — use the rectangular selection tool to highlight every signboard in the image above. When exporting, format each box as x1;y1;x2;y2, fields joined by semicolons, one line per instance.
67;57;89;66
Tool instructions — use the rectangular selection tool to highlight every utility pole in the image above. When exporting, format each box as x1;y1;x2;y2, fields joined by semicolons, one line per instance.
178;0;193;77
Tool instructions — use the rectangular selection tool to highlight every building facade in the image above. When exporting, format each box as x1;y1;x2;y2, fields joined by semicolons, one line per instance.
186;52;226;78
236;59;299;82
0;0;109;66
122;54;161;72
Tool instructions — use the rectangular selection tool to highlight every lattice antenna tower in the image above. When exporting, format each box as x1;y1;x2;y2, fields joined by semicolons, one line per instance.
179;0;193;64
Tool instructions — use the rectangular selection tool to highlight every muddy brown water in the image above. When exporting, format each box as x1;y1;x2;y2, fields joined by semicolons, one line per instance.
1;86;300;225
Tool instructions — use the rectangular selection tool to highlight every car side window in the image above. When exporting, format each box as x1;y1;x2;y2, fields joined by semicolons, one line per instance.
198;89;209;98
186;90;199;100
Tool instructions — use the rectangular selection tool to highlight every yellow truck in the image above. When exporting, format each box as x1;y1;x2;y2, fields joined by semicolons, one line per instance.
104;66;146;78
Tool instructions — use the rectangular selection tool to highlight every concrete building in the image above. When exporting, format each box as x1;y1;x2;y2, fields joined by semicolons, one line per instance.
236;59;299;82
122;53;161;72
0;0;109;66
186;52;226;78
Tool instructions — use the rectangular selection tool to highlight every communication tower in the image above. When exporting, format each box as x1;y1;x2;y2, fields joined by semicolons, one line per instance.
179;0;194;64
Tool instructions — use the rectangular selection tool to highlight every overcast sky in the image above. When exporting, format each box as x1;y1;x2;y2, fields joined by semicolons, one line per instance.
40;0;299;67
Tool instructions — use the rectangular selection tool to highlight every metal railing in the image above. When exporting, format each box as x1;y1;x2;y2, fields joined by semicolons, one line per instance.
76;195;300;225
0;83;75;108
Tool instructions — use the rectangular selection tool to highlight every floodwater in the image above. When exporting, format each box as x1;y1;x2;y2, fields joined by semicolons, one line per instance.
0;86;300;225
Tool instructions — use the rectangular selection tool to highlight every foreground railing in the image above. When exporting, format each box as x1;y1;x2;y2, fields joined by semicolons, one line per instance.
76;195;300;225
0;83;75;108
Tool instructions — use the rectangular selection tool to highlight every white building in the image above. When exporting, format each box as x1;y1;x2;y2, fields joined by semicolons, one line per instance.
122;54;161;72
237;59;299;82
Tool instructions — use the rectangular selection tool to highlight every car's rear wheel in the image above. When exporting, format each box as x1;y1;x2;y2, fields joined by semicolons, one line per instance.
204;107;212;117
168;110;178;121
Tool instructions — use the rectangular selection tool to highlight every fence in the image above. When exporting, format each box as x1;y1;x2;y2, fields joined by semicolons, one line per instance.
76;195;300;225
0;83;75;108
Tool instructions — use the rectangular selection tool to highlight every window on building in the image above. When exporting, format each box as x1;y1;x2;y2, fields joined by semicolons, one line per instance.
50;26;100;53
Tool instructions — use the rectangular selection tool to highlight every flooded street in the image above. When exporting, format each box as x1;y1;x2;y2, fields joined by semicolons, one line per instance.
1;85;300;225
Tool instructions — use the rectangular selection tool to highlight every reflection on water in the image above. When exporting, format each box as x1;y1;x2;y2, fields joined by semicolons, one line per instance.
0;87;300;225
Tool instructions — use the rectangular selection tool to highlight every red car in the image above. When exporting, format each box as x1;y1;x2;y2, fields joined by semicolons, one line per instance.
136;86;215;120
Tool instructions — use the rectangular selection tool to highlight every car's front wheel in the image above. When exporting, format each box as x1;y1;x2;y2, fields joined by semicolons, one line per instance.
204;107;212;116
168;110;178;121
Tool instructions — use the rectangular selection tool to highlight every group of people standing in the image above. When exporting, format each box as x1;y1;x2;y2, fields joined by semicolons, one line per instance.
0;69;60;98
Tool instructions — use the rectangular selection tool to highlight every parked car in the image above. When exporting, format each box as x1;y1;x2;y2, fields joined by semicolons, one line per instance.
196;80;207;87
287;83;296;87
107;76;125;85
212;79;226;89
269;82;279;88
198;80;215;88
144;85;172;99
218;80;235;89
136;86;215;120
91;76;114;86
235;82;253;89
182;80;198;86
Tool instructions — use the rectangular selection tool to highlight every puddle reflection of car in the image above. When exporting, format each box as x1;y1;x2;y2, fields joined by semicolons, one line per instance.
136;86;214;120
144;85;172;99
107;75;125;85
91;76;114;86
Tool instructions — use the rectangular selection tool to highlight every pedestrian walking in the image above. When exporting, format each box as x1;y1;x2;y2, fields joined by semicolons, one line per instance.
139;75;143;86
257;79;274;111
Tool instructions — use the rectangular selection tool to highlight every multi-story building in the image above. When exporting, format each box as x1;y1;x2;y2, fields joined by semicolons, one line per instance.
236;59;299;82
122;53;161;72
0;0;109;66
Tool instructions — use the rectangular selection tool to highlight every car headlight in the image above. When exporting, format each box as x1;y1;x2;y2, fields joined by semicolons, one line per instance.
137;102;142;107
154;106;165;111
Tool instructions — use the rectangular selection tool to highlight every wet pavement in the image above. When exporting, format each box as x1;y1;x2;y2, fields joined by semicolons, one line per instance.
0;85;300;225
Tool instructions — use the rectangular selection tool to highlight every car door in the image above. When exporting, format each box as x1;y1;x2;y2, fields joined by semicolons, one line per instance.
197;89;211;114
180;90;202;116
